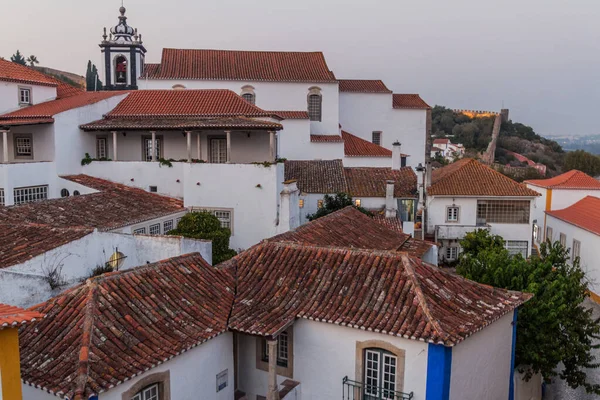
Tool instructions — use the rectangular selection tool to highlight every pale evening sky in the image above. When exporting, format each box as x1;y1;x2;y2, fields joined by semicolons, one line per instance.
1;0;598;136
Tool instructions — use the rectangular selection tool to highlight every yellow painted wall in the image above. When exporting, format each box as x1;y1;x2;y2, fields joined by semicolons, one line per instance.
0;329;23;400
543;189;553;240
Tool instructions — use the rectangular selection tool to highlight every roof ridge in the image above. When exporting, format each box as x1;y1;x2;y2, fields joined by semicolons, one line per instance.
72;280;98;399
399;253;447;341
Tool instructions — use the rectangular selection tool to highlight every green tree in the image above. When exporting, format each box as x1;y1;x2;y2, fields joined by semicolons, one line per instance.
564;150;600;177
307;193;371;221
167;211;237;264
10;50;26;65
26;55;39;67
85;60;103;91
457;230;600;393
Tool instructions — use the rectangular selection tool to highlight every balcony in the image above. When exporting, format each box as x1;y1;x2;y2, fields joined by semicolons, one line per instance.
435;223;490;241
342;376;413;400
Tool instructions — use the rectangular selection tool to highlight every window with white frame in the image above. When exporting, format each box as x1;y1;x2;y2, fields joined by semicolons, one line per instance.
476;200;530;224
372;131;382;146
214;210;231;229
142;136;163;161
446;206;459;222
445;246;459;261
210;138;227;163
0;188;4;206
133;227;146;234
163;220;173;233
559;233;567;247
131;384;159;400
307;87;322;122
96;136;108;159
506;240;528;257
364;348;397;398
573;239;581;260
13;185;48;205
546;226;553;241
14;134;33;159
19;87;31;105
149;223;161;235
263;330;290;368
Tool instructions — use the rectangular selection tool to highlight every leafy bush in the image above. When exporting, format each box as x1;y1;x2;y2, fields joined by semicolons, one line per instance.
307;193;372;221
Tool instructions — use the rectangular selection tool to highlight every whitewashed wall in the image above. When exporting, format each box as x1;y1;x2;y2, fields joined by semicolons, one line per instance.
0;124;55;162
343;156;393;168
299;193;331;223
278;119;312;160
0;231;211;308
140;80;340;136
0;81;56;115
0;162;56;205
449;311;514;400
21;385;56;400
525;185;547;244
339;92;427;168
551;189;600;211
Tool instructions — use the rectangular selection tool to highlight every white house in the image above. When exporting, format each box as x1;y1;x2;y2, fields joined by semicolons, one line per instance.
426;158;540;263
544;195;600;300
19;241;531;400
430;138;465;161
524;170;600;249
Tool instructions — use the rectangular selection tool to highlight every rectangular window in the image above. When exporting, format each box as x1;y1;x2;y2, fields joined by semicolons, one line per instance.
176;217;182;227
13;185;48;205
0;188;4;206
506;240;528;257
372;131;382;146
210;138;227;163
308;94;322;122
546;226;553;241
149;186;158;193
14;134;33;159
149;223;161;235
446;206;459;222
133;227;146;234
559;233;567;247
317;199;324;208
216;369;228;392
19;87;31;105
263;331;290;368
214;210;231;229
476;200;530;224
96;136;108;159
131;383;159;400
399;199;415;222
142;136;163;161
298;199;304;208
573;239;581;260
354;199;361;207
163;220;173;233
445;246;459;261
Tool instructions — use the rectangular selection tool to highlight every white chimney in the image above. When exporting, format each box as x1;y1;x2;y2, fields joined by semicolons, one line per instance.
425;161;432;189
385;180;397;218
277;180;300;234
392;141;402;170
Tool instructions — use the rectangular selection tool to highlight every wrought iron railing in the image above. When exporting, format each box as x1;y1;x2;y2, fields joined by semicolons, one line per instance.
342;376;413;400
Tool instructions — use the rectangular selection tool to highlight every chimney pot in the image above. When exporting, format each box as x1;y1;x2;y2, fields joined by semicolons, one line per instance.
392;142;402;170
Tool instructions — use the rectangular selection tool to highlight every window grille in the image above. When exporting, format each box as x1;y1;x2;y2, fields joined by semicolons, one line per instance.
0;188;4;206
19;88;31;104
364;349;398;399
131;384;159;400
149;223;161;235
214;210;231;229
372;131;382;146
263;330;290;368
96;137;107;159
308;94;322;121
446;206;459;222
210;138;227;163
133;227;146;234
143;137;162;161
476;200;530;224
163;220;173;233
13;185;48;205
15;136;32;158
242;92;255;105
505;240;528;257
445;247;459;261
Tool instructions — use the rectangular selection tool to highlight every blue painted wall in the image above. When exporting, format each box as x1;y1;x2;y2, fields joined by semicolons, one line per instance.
426;343;452;400
508;309;518;400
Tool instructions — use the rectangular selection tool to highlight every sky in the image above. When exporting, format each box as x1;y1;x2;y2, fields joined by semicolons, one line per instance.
1;0;598;136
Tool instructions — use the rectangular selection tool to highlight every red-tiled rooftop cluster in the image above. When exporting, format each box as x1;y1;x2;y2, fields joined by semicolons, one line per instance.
310;134;344;143
143;48;337;82
342;130;393;157
526;170;600;190
0;303;43;330
0;58;58;87
392;94;431;109
546;196;600;236
338;79;392;93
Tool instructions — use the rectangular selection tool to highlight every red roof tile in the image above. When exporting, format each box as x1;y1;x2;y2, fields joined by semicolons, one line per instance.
270;111;309;119
55;80;84;99
0;175;185;231
342;130;393;157
0;91;128;126
525;170;600;190
0;304;43;330
225;241;531;345
428;158;540;197
433;138;450;145
20;253;234;398
393;94;431;109
284;160;347;193
338;79;391;93
143;48;337;82
546;196;600;236
310;134;344;143
371;212;404;233
344;167;417;197
80;117;282;131
0;58;58;87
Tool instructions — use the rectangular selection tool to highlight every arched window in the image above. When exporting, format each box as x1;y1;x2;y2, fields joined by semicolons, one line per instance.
60;189;70;198
115;55;128;84
307;87;322;122
131;383;159;400
240;85;256;105
121;371;170;400
172;84;186;90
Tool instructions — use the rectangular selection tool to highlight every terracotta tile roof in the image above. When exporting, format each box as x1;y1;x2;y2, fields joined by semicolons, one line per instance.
225;241;531;345
371;212;404;233
0;58;58;87
0;224;93;269
270;111;309;119
310;134;344;143
284;160;348;193
55;81;84;99
0;91;128;127
433;138;450;145
546;196;600;236
428;158;540;197
80;116;282;131
525;170;600;190
0;175;185;231
20;253;234;398
0;118;54;127
431;146;444;152
338;79;391;93
392;94;431;109
342;130;396;157
0;304;43;330
143;48;337;82
344;167;417;197
103;89;278;119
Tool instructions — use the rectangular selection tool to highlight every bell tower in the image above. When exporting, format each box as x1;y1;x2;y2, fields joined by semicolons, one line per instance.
99;6;146;90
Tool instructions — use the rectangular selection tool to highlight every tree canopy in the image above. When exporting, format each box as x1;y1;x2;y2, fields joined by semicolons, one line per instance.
26;55;39;67
85;61;103;91
307;193;372;221
10;50;26;65
564;150;600;177
457;229;600;393
167;211;237;264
